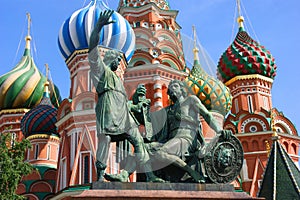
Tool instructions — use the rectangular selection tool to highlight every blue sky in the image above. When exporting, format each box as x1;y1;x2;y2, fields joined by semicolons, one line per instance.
1;0;300;132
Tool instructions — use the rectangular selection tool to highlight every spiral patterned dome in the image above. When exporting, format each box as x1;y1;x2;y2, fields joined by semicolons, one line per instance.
58;0;136;62
185;56;232;116
0;45;61;109
119;0;170;10
217;28;277;83
21;83;58;138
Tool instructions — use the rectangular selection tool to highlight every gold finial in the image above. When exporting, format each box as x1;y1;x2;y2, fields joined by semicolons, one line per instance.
236;0;244;29
271;108;280;140
265;140;271;157
25;13;32;49
44;64;60;107
192;25;200;62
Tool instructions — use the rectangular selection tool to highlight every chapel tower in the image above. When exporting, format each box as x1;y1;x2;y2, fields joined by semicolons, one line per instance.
18;74;60;199
0;13;61;143
217;2;300;196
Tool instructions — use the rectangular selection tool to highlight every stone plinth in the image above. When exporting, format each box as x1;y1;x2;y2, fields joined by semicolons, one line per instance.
92;182;233;191
70;182;262;200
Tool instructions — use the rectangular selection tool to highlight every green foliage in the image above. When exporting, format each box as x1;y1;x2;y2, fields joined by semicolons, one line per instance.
0;132;33;200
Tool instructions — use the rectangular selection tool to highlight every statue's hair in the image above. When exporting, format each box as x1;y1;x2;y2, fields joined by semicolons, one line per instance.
167;79;187;97
103;50;121;66
132;84;146;104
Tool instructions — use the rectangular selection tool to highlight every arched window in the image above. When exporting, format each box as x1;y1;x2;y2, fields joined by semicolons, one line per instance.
83;156;89;184
47;145;51;160
133;61;146;67
235;99;239;113
60;158;67;190
247;95;254;113
283;142;289;152
263;96;268;109
35;144;39;159
291;143;297;154
135;21;140;27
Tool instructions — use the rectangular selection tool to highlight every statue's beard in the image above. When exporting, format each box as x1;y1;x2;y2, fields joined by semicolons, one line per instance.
169;91;179;102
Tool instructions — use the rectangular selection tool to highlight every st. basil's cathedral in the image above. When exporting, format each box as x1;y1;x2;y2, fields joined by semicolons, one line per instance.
0;0;299;199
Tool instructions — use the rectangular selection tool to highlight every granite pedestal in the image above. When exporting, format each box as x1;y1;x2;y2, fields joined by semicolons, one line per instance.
70;182;263;200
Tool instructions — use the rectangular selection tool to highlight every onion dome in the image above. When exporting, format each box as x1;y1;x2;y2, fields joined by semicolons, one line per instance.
21;81;58;138
0;18;61;110
119;0;170;10
58;0;135;62
217;16;277;83
185;29;232;116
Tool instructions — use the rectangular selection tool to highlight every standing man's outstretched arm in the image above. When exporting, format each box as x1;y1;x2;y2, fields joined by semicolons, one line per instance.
89;10;115;52
88;10;116;84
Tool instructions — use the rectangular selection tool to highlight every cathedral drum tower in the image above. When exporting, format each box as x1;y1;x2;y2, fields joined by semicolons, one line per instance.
0;13;60;143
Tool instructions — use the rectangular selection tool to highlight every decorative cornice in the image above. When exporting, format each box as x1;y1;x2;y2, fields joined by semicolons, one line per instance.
27;134;60;141
118;3;178;17
65;49;89;65
126;63;187;76
0;108;30;115
225;74;273;86
236;131;300;140
55;109;96;128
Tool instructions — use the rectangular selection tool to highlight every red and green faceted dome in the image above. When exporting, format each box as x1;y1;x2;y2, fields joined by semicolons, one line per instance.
217;29;277;82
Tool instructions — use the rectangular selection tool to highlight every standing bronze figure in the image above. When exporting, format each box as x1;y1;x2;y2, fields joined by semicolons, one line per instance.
88;10;162;182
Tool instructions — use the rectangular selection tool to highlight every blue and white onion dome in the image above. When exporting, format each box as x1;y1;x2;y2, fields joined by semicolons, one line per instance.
58;0;136;62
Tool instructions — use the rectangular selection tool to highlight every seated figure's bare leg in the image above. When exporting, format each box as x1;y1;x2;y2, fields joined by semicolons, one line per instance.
96;134;111;181
154;138;205;183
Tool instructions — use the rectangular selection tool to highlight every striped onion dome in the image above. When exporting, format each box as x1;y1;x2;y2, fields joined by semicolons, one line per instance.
58;0;136;62
21;82;58;138
217;24;277;83
119;0;170;10
0;36;61;110
185;48;232;116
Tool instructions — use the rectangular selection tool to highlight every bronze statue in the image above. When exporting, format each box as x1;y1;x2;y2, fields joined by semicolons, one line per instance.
105;79;233;183
88;10;163;182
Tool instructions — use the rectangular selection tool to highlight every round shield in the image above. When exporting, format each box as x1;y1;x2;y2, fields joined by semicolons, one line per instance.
204;135;244;184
